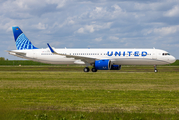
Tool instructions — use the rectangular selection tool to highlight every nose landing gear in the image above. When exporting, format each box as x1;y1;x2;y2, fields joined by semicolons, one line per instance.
154;65;158;73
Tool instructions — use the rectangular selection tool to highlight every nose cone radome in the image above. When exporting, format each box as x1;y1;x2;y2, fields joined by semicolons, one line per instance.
170;56;176;64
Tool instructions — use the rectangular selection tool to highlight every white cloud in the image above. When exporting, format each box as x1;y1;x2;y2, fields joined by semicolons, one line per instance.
46;0;67;9
89;7;106;19
68;20;75;25
112;4;122;12
134;2;163;11
153;25;179;35
36;23;47;30
94;22;112;30
1;1;179;59
76;22;112;34
76;25;94;33
86;25;95;33
164;5;179;17
0;0;67;18
109;36;119;41
15;0;29;9
145;25;179;36
77;28;85;33
58;18;76;28
95;37;102;42
94;7;103;13
88;4;126;20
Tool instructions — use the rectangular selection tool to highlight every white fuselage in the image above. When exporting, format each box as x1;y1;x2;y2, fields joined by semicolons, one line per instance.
10;48;176;65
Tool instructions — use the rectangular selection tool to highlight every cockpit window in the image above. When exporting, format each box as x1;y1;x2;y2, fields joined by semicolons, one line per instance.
162;53;170;56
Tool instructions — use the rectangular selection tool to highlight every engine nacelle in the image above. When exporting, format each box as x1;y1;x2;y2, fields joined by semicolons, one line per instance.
95;59;111;70
110;65;121;70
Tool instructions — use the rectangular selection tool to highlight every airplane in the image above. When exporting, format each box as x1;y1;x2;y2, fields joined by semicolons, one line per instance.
7;26;176;73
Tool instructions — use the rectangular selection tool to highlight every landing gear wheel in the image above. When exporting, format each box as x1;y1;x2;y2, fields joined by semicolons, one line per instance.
91;68;97;72
83;67;90;72
154;65;158;73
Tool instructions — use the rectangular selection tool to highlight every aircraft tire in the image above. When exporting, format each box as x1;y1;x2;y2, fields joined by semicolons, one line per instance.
83;67;90;72
91;68;97;72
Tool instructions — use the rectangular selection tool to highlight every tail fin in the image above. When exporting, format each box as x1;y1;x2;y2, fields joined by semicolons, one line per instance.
12;26;38;50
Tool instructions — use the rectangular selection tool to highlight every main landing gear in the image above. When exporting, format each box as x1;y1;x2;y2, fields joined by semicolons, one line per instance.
154;65;158;73
91;68;97;72
83;67;90;72
83;67;97;72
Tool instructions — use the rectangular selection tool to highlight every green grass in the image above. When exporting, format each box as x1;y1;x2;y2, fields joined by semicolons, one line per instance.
0;59;179;66
0;60;49;65
0;70;179;120
0;66;179;72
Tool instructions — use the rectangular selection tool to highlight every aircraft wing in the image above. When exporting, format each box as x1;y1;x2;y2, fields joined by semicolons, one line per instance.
47;43;96;64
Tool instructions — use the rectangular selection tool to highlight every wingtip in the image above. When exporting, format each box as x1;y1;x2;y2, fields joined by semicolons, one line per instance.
47;43;50;47
47;43;55;53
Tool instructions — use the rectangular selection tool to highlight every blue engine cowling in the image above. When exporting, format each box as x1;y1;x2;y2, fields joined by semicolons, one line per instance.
110;65;121;70
95;59;111;70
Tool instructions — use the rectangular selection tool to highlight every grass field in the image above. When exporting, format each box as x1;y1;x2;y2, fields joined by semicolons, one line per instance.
0;59;179;66
0;66;179;120
0;66;179;72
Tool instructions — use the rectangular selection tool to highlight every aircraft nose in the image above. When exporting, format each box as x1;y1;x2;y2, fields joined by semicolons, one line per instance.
170;56;176;64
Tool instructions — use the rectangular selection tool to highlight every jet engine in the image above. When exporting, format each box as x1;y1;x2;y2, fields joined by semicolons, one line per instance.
110;65;121;70
94;59;111;70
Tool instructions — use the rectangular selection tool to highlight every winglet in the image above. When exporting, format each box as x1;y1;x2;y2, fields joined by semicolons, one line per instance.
47;43;56;53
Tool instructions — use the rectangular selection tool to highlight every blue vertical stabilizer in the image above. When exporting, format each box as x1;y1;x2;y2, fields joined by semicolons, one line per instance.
12;27;38;50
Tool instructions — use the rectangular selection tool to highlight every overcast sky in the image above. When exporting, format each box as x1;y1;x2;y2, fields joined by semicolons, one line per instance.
0;0;179;60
